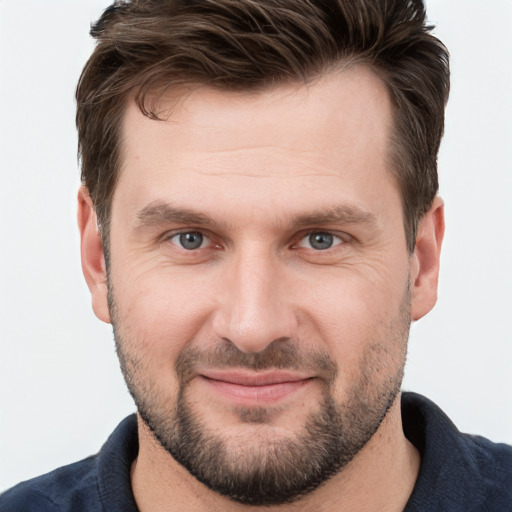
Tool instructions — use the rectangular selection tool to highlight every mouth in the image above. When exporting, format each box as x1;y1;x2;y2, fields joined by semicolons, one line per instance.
198;370;315;405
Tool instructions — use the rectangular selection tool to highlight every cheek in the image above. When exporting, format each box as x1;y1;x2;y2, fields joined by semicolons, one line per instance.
111;268;215;360
302;269;409;367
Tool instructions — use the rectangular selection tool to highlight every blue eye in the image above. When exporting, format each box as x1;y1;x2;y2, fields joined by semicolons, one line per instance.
170;232;206;250
298;232;343;250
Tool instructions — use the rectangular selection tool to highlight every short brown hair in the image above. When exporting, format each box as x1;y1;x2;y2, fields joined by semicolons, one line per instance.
76;0;449;252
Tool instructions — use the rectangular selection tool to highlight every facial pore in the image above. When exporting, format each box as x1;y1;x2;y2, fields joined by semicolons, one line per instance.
110;281;410;506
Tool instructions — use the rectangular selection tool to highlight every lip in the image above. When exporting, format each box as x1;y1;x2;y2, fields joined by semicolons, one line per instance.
198;370;314;405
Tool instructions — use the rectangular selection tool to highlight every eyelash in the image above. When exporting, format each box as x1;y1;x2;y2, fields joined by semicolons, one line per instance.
165;229;349;252
167;231;215;251
295;231;345;251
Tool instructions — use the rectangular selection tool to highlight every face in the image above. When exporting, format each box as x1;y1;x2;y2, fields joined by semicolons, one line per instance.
88;66;424;505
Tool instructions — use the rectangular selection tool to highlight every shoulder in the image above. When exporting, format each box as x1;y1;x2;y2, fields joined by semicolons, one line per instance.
459;433;512;506
402;392;512;511
0;455;100;511
1;414;139;512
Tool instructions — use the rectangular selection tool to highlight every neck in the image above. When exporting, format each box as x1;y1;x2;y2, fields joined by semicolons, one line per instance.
131;394;420;512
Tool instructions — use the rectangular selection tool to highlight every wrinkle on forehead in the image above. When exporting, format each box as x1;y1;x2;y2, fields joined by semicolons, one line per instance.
117;65;397;233
122;64;392;154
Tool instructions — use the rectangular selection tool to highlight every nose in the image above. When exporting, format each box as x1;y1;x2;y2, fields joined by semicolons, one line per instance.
212;244;298;353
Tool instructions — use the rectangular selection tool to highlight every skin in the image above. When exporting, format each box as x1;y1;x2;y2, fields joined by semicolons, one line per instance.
78;65;444;511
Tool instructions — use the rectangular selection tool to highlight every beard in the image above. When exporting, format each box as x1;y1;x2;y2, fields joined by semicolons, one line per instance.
109;284;410;506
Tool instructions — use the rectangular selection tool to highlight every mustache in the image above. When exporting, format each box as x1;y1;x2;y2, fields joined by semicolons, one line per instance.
175;338;338;383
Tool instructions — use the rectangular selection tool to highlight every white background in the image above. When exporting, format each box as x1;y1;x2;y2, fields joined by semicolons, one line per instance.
1;0;511;492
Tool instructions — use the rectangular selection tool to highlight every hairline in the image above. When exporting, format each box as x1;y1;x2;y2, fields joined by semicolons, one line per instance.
96;61;420;257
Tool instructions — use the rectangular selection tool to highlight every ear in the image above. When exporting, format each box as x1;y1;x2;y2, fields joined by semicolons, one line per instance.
77;186;111;323
410;196;445;321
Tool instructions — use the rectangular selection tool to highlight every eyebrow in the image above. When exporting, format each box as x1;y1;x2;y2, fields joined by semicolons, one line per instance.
135;201;378;230
136;202;217;228
291;205;378;228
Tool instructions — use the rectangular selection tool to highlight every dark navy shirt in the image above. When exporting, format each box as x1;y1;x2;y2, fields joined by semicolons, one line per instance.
2;393;511;511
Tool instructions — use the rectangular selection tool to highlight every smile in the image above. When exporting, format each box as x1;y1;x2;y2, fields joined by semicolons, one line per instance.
199;370;315;405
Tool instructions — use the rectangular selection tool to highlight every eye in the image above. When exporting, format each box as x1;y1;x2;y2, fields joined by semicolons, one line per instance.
169;231;208;250
297;232;343;251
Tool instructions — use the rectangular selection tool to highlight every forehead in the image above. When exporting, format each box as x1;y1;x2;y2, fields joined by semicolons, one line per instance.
115;65;397;224
125;65;391;155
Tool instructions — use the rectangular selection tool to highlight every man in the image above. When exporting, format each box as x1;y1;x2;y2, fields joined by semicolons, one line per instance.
1;0;511;510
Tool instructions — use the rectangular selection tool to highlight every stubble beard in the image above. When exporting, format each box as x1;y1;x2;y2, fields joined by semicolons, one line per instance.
109;285;410;506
